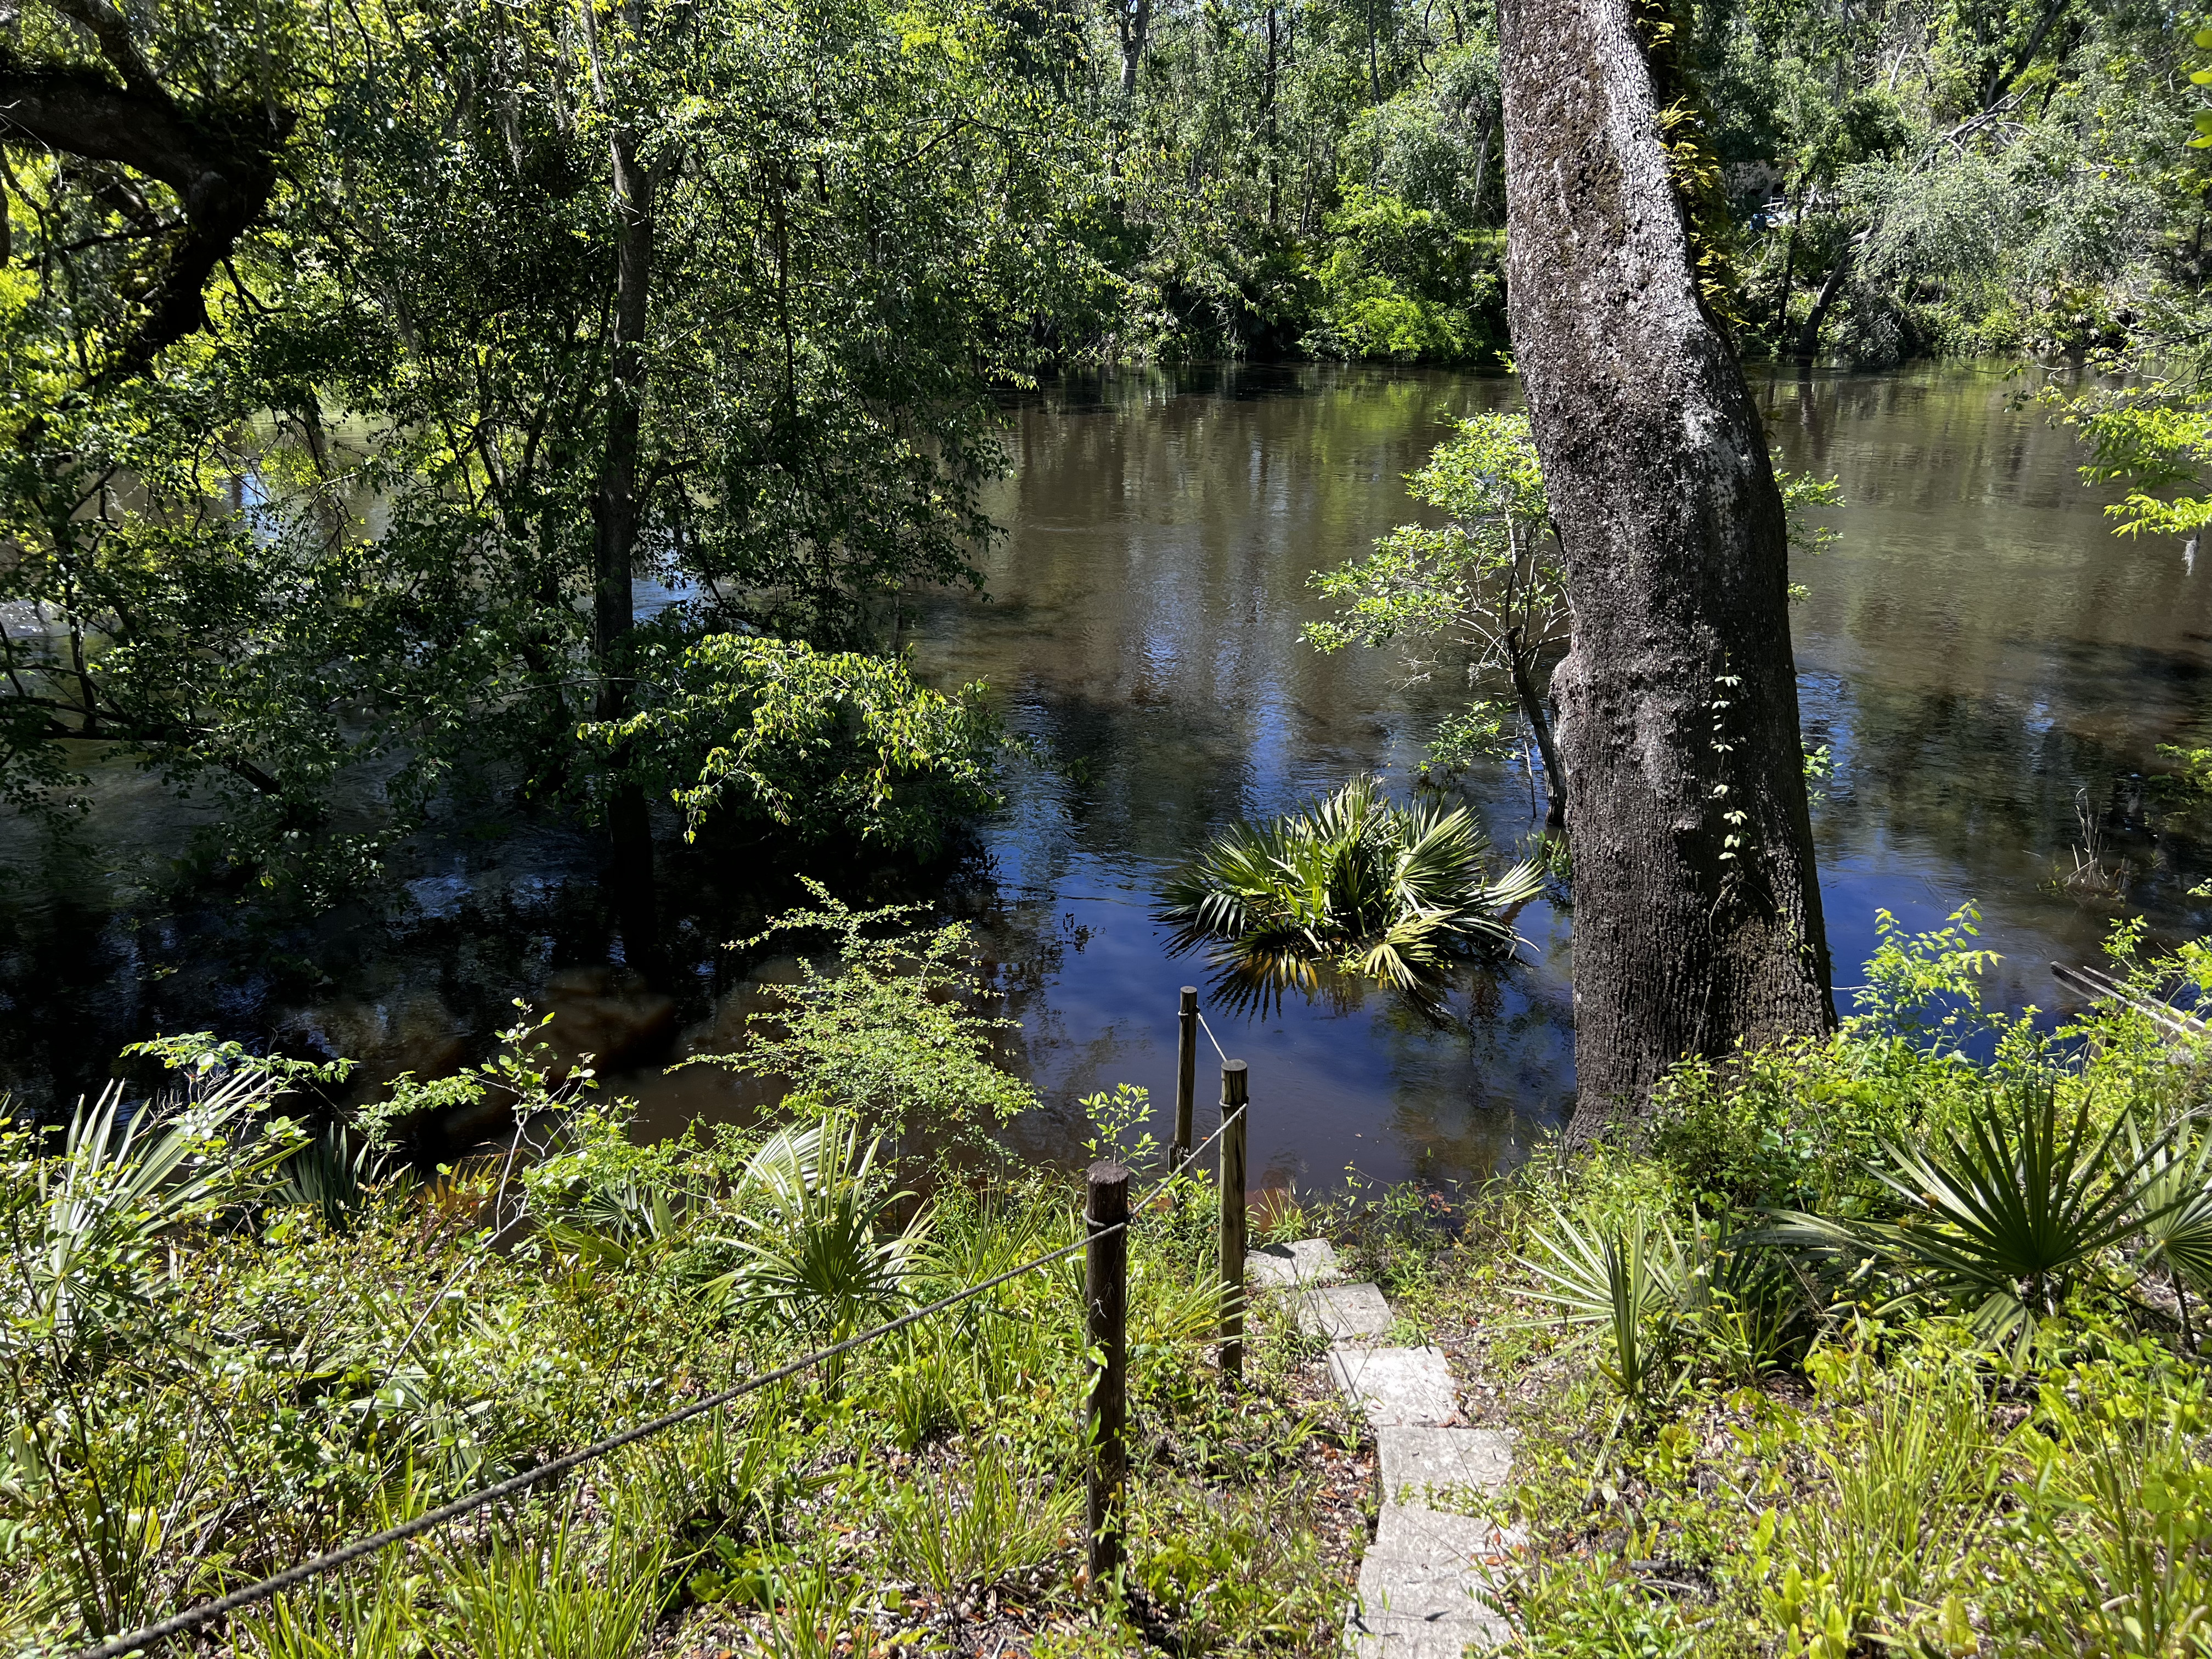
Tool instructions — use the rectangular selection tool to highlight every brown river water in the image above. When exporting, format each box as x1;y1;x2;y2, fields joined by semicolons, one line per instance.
3;362;2204;1195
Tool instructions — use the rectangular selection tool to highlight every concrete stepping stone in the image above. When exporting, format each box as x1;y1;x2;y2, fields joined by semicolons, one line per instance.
1291;1239;1517;1650
1376;1426;1514;1511
1346;1504;1515;1655
1250;1237;1344;1289
1297;1282;1393;1344
1327;1345;1459;1429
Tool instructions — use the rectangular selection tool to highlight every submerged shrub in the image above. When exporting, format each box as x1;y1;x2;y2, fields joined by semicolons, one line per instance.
587;635;1004;859
1157;774;1542;1002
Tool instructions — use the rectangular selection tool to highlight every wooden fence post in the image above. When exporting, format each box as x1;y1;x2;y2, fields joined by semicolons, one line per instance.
1086;1161;1130;1587
1218;1059;1248;1386
1172;986;1198;1172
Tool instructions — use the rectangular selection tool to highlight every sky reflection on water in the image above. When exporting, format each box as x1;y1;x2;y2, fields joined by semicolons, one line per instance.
903;361;2212;1192
4;363;2207;1196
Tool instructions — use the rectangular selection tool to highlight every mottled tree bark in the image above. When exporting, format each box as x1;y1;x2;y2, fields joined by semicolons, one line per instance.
1499;0;1833;1137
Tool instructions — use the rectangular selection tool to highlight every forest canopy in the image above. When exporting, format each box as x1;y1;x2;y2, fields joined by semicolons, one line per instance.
1;0;2205;898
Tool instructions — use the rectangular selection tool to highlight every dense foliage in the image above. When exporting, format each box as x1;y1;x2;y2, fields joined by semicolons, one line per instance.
1304;414;1841;823
0;0;1077;891
1302;907;2212;1656
6;0;2205;894
1100;0;2212;365
24;890;2212;1654
0;904;1364;1655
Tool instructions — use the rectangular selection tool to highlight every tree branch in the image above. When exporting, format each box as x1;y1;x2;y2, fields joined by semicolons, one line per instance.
0;52;292;379
1980;0;2069;115
46;0;171;106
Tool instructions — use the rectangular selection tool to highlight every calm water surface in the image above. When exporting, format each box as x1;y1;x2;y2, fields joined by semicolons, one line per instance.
4;363;2205;1193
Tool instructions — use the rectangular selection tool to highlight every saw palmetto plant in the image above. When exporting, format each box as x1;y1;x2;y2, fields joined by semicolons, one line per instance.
1518;1207;1691;1408
1770;1082;2186;1349
2125;1115;2212;1348
1156;776;1543;1002
7;1075;296;1359
709;1115;930;1356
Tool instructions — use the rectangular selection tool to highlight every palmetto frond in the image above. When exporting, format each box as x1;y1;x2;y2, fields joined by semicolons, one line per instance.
709;1115;929;1346
1157;775;1538;1001
1769;1082;2184;1345
18;1075;296;1354
1519;1206;1690;1403
2131;1117;2212;1296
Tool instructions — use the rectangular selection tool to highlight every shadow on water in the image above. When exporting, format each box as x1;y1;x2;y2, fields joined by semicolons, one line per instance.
6;360;2212;1192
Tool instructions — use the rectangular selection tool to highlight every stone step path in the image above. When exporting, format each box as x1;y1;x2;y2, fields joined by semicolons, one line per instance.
1250;1240;1516;1658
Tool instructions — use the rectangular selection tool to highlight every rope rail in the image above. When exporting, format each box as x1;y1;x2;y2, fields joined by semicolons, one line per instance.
1178;1101;1245;1171
80;993;1253;1659
76;1222;1125;1659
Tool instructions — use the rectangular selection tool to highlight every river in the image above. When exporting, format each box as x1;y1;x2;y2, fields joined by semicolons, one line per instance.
2;362;2203;1195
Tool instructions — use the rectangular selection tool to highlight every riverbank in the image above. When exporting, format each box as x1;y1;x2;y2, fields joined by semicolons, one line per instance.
4;1087;1377;1657
1296;920;2212;1657
5;902;1390;1658
16;904;2212;1656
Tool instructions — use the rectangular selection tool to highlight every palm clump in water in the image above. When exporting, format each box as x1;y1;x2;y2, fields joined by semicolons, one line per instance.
1156;775;1543;1007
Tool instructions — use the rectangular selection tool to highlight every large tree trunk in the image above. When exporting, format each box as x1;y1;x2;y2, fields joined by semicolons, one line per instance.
1498;0;1834;1137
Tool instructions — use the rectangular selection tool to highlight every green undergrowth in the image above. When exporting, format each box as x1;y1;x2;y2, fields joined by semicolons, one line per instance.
1274;905;2212;1658
1;902;1362;1657
30;883;2212;1657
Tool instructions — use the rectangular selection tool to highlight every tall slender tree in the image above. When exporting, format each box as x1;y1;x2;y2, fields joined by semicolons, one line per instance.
1498;0;1835;1137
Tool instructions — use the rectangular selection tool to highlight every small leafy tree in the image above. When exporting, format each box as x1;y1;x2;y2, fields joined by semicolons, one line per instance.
687;886;1034;1163
1306;413;1569;828
1308;414;1841;837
